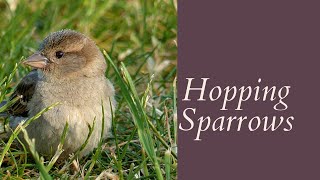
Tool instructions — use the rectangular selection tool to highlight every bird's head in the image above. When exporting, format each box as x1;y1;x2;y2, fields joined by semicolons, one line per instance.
23;29;106;79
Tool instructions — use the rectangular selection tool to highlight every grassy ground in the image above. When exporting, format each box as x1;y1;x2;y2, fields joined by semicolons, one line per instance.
0;0;177;179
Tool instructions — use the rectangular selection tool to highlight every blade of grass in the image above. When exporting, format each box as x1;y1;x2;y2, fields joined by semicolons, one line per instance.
104;51;163;180
141;148;149;177
46;122;69;172
0;96;19;113
110;98;124;180
165;149;171;180
84;101;106;179
21;127;52;180
172;77;177;154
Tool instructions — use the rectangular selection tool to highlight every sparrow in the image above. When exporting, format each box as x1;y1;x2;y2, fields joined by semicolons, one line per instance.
2;29;115;160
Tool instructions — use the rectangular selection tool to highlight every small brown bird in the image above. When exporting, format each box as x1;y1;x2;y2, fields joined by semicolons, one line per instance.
3;29;115;160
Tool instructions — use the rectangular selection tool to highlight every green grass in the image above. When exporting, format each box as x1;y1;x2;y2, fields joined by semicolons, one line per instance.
0;0;177;179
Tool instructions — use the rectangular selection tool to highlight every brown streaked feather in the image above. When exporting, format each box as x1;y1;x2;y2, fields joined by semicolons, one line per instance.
8;70;38;117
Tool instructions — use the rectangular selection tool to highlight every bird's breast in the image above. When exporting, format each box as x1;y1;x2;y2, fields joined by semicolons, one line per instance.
27;76;114;124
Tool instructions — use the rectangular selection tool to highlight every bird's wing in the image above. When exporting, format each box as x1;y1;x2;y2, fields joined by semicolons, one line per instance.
8;70;39;117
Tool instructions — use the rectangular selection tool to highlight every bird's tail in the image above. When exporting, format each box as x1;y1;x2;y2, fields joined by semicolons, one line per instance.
0;101;8;135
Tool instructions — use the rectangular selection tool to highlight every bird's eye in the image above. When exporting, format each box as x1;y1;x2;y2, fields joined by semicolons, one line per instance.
55;51;64;59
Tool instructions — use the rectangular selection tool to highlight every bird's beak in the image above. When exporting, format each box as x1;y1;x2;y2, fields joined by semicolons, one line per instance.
23;53;49;69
